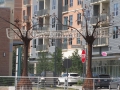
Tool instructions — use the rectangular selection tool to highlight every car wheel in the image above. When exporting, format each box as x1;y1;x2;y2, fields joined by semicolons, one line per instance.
95;86;97;89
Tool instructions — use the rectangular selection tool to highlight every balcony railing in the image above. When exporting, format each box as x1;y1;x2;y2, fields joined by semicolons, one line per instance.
62;26;68;30
93;28;109;46
90;14;109;24
71;45;83;48
36;45;48;51
37;9;49;16
38;26;49;30
91;0;100;3
23;15;30;22
24;0;31;5
62;5;68;12
62;44;68;49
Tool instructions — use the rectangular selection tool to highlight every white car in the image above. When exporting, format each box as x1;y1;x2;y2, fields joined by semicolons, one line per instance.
57;73;80;86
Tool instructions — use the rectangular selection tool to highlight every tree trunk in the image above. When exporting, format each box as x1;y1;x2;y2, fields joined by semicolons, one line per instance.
17;39;32;90
82;43;93;90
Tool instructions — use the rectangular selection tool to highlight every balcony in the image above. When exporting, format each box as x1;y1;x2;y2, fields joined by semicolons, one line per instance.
24;0;31;6
37;9;49;16
23;15;30;22
93;28;109;47
62;5;68;12
90;14;109;24
91;0;109;3
62;26;68;30
71;45;83;48
38;26;49;30
36;45;48;51
91;0;100;3
62;44;68;49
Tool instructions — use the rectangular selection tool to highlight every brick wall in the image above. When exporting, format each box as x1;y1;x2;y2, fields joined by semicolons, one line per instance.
0;8;10;76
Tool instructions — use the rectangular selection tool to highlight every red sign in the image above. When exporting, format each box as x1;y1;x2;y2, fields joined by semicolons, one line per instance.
81;50;86;63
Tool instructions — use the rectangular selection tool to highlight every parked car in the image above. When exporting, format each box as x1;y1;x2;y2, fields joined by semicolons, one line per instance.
109;78;120;89
94;74;111;89
57;73;80;86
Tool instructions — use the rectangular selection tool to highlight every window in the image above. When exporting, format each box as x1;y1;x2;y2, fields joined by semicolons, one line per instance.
52;17;55;28
77;13;81;25
70;0;73;7
38;39;43;45
33;39;36;48
69;15;73;26
114;3;118;16
77;33;80;44
34;5;37;14
86;10;90;21
78;0;81;5
51;39;55;46
69;35;72;45
52;0;56;9
63;16;68;30
63;38;67;44
113;26;118;39
64;0;68;5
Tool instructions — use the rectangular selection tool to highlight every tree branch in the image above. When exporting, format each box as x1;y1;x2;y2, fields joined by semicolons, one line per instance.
92;21;101;36
0;16;23;38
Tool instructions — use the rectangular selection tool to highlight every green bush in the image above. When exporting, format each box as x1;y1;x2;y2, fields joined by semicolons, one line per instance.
0;77;15;86
77;80;83;85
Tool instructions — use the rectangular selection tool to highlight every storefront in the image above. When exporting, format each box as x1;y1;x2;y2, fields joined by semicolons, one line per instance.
92;56;120;78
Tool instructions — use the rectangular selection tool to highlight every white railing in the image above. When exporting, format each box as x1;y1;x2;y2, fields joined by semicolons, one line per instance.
0;76;119;90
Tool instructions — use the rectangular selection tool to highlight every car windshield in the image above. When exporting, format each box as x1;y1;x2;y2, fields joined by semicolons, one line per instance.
70;74;79;76
62;73;67;77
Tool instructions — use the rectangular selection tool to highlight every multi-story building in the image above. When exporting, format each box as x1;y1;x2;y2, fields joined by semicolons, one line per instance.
0;0;32;76
0;7;11;76
30;0;62;74
83;0;120;77
62;0;83;58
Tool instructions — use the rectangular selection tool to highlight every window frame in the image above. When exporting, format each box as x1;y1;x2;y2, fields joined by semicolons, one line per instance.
70;0;73;7
114;3;118;16
52;17;55;28
69;15;73;26
113;26;118;39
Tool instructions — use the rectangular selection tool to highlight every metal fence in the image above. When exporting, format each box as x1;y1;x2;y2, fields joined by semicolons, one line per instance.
0;76;119;90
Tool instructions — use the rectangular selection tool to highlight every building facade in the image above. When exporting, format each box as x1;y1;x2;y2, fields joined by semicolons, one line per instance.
0;0;32;76
83;0;120;77
61;0;83;58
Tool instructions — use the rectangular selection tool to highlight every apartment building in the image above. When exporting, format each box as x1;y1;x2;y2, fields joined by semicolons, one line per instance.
0;0;32;75
0;8;11;76
83;0;120;77
30;0;62;74
62;0;83;58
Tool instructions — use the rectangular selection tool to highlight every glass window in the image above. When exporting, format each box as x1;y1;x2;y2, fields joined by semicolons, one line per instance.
69;15;73;26
70;0;73;7
52;0;56;9
114;3;118;16
77;13;81;25
77;33;80;44
52;17;55;28
33;39;36;48
69;35;72;45
78;0;81;5
34;5;37;14
113;26;118;39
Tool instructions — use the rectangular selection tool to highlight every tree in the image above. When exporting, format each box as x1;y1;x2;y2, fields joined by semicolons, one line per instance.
50;47;65;76
69;49;83;75
0;15;40;89
36;51;51;74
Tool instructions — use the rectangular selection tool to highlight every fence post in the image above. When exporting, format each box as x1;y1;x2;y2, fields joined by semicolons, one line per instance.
37;76;39;90
93;78;95;90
